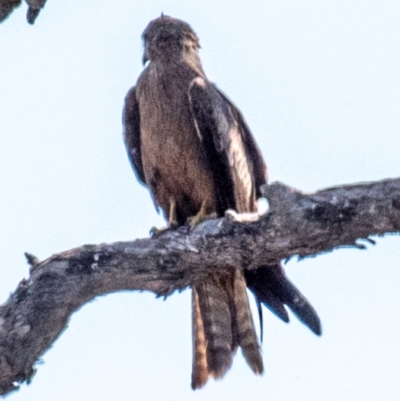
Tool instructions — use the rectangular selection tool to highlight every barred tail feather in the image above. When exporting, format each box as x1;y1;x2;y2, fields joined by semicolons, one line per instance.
191;268;263;390
232;268;264;374
191;288;209;389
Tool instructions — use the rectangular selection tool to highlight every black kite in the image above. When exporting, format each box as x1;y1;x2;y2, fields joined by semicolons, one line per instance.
123;15;321;389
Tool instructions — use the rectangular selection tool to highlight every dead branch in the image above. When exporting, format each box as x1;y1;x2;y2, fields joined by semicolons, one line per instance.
0;0;46;24
0;178;399;395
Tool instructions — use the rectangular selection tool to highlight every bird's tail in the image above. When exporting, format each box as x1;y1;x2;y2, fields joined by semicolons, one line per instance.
191;267;263;390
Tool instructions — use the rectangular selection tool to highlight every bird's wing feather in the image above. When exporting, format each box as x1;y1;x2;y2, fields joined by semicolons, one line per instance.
189;77;267;214
215;87;267;198
123;86;146;186
245;264;322;336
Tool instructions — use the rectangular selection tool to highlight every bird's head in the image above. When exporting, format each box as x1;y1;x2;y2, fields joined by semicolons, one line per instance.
142;15;200;65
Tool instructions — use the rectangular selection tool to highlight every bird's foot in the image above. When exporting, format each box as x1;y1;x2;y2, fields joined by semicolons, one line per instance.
187;210;218;229
149;223;179;237
150;226;168;237
150;200;180;237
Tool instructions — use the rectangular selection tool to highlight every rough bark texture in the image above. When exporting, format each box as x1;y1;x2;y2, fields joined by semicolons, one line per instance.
0;0;46;24
1;179;400;395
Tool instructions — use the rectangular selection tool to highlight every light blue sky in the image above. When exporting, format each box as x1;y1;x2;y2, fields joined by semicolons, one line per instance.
1;1;399;400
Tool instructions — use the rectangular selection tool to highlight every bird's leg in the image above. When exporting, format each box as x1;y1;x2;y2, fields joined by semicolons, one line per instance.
150;200;179;237
168;200;178;227
187;200;217;228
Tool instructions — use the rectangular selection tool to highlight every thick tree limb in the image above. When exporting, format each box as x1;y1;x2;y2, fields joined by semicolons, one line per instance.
1;178;400;395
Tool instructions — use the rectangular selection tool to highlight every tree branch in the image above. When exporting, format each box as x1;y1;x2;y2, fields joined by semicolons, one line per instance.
0;0;46;24
1;178;399;395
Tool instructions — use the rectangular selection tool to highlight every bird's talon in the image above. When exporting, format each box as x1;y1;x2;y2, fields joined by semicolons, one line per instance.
149;226;168;237
188;212;217;228
150;222;179;237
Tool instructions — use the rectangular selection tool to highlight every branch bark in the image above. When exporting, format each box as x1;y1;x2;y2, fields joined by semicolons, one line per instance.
1;178;400;395
0;0;46;24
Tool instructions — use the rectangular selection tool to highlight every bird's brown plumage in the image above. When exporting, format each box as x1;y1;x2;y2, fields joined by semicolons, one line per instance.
123;15;321;389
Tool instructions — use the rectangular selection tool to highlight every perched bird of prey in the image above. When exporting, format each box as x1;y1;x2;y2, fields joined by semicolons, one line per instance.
123;15;321;389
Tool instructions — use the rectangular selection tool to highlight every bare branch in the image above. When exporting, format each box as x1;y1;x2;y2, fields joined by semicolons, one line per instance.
1;178;399;395
0;0;21;23
0;0;46;24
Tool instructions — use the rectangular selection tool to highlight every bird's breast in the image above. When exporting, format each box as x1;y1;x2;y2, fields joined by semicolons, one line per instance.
137;71;217;218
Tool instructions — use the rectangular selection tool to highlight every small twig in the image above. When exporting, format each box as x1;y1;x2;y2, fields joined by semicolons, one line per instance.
24;252;40;269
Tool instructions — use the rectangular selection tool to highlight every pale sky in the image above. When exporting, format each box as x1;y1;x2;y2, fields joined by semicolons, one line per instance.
1;1;399;400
